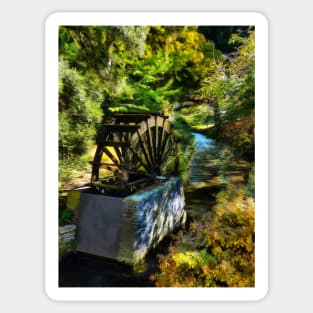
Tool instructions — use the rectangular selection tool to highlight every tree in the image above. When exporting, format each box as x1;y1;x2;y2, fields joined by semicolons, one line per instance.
58;26;148;185
153;185;255;287
125;26;222;113
198;26;250;53
200;30;255;159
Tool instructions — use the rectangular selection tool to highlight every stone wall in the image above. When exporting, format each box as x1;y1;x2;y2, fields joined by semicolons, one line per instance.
118;177;186;263
59;224;76;260
74;177;186;264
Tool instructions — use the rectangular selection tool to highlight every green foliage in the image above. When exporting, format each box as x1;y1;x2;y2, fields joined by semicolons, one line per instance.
58;25;253;189
59;26;148;187
129;49;180;112
170;115;195;184
59;156;89;187
246;165;255;198
57;26;256;287
198;26;250;53
70;238;78;250
59;59;102;162
200;30;255;159
172;250;217;269
59;209;73;226
153;185;255;287
178;104;214;131
126;27;223;112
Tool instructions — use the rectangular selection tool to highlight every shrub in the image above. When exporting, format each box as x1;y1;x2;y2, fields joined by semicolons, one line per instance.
153;186;255;287
59;209;73;226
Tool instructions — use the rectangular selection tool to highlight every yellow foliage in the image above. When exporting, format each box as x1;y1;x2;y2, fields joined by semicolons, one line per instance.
153;185;255;287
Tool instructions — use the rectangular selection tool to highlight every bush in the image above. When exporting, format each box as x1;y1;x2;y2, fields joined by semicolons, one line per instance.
153;186;255;287
200;31;255;159
59;209;73;226
171;115;196;184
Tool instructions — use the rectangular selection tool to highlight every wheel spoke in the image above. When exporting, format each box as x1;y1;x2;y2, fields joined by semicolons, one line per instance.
153;115;158;164
145;119;154;166
102;146;120;166
91;113;177;191
135;129;153;170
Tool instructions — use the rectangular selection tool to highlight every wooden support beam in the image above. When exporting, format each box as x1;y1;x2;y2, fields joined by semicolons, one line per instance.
103;124;141;132
92;182;124;191
91;145;104;181
104;141;129;147
126;178;149;187
89;161;144;175
90;161;120;167
112;113;152;123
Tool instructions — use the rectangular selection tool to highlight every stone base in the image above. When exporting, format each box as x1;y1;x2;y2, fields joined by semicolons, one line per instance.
72;177;185;264
59;224;76;260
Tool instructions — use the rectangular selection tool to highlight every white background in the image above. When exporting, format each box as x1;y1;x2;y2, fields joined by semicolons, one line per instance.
0;0;312;312
45;12;268;302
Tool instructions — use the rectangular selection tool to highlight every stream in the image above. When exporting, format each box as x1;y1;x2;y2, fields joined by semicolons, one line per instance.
59;132;248;287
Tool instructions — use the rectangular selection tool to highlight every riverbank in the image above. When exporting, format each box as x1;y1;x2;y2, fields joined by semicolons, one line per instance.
59;131;254;287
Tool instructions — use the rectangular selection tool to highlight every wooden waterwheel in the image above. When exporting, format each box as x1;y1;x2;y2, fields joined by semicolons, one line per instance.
90;113;178;195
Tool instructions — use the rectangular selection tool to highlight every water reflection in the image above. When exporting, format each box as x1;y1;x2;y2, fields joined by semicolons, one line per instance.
192;132;214;151
185;132;250;220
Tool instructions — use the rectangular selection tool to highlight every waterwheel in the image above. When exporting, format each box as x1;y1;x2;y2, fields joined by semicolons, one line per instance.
90;113;178;195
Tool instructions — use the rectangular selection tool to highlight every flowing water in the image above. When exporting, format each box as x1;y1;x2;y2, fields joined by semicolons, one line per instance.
185;133;226;220
59;132;249;287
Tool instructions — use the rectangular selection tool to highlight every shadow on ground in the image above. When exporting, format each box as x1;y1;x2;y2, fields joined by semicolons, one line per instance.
59;251;155;287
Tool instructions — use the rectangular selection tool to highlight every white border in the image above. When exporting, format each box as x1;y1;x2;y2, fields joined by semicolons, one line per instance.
45;12;268;301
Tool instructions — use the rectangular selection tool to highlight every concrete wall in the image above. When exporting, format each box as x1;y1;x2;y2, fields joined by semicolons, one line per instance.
74;177;186;264
119;177;186;263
